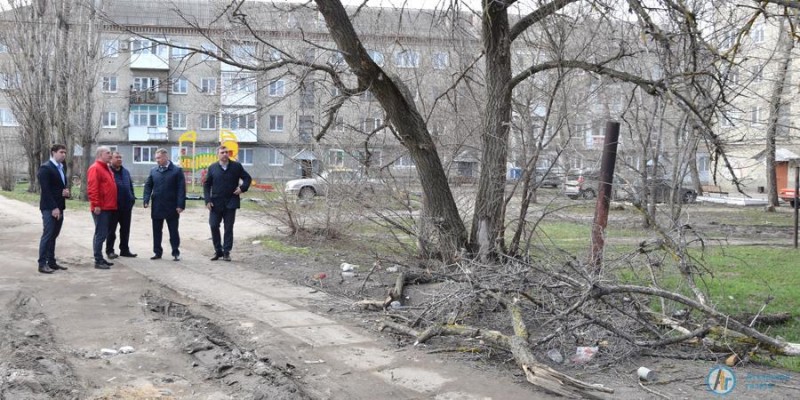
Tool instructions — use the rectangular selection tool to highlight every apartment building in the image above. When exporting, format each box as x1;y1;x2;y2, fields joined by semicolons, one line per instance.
714;4;800;192
79;0;483;183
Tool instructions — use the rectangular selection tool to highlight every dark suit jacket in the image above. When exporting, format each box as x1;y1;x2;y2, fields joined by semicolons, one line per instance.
38;160;67;211
203;161;252;210
143;162;186;219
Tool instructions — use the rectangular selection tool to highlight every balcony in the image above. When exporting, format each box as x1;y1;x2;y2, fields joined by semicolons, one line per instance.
130;53;169;70
130;89;168;104
128;126;168;141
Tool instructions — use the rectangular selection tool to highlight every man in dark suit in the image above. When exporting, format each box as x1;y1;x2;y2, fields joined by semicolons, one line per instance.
37;144;71;274
105;151;137;259
204;146;252;261
143;148;185;261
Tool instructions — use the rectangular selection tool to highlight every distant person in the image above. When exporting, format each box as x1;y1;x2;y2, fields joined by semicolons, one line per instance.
105;151;137;259
204;146;252;261
37;144;71;274
87;146;117;270
143;148;185;261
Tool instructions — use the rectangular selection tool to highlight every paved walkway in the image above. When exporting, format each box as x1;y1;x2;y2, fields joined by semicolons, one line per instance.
0;195;543;399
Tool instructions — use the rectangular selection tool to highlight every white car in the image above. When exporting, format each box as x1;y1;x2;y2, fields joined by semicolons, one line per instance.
285;169;378;199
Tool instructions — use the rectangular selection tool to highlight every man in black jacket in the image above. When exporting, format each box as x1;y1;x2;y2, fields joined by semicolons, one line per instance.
143;148;186;261
37;144;71;274
106;151;137;259
204;146;252;261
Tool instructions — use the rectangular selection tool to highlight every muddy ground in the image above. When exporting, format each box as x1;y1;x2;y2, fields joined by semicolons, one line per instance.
1;190;799;399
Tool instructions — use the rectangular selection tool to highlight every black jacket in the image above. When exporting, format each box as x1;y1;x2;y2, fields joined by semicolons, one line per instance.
38;160;67;211
143;162;186;219
112;166;136;210
203;161;252;210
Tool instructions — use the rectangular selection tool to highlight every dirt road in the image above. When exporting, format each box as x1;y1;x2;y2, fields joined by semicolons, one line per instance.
0;196;544;399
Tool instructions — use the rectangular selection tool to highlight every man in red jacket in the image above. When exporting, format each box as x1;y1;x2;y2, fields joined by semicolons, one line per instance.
87;146;117;269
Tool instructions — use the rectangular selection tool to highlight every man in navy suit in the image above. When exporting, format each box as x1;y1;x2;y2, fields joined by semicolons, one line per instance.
204;146;252;261
143;148;185;261
37;144;71;274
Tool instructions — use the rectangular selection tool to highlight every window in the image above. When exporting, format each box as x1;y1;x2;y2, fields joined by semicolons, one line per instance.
0;73;19;90
395;154;416;167
720;30;735;49
238;148;253;165
171;77;188;94
130;105;167;127
231;43;256;64
750;106;762;126
268;80;285;96
201;43;217;60
328;52;345;66
330;85;341;97
432;52;449;69
171;112;187;129
269;115;284;131
221;72;256;93
300;82;315;107
0;108;18;126
200;78;216;94
200;113;217;130
133;77;160;91
367;50;384;66
268;48;282;61
751;64;763;83
133;146;158;163
334;115;345;132
728;67;739;86
752;23;764;43
267;149;284;166
355;150;381;168
362;117;383;131
573;123;591;139
328;149;345;167
132;39;165;56
102;112;117;128
102;76;117;92
361;90;376;102
221;113;256;130
171;43;189;59
298;115;313;141
394;50;420;68
303;48;316;63
102;40;119;57
0;42;8;53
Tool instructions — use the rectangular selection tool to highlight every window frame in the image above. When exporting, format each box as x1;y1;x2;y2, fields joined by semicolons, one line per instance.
102;76;118;93
171;112;187;130
200;113;218;130
133;146;158;164
171;77;188;94
268;79;286;97
269;115;284;132
200;77;217;95
267;148;284;166
238;148;254;165
102;111;117;128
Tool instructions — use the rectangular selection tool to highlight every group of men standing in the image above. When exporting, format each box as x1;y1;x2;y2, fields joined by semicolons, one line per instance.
36;144;251;273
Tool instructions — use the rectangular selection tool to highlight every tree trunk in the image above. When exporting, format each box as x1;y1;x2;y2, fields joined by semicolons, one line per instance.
471;1;513;259
314;0;467;258
765;18;794;208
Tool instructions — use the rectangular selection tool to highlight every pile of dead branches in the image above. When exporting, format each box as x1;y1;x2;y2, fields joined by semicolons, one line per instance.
357;241;798;398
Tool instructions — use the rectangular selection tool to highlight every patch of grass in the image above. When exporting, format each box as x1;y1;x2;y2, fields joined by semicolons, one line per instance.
3;183;86;210
256;237;311;256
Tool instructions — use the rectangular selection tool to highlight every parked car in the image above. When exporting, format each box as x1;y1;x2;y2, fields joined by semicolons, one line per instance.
779;188;798;208
564;169;602;199
284;169;382;199
534;167;563;189
620;178;698;204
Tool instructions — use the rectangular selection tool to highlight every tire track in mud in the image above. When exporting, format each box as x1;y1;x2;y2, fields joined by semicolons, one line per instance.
0;291;83;400
141;291;312;400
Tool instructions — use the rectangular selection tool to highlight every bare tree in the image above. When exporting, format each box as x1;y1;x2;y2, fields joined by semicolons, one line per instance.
0;0;101;194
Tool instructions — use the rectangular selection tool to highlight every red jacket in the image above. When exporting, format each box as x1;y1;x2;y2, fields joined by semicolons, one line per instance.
87;159;118;211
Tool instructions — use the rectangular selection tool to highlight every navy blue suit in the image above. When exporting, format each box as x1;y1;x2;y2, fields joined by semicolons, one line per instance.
106;165;136;255
143;162;186;257
203;161;252;256
37;160;68;268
